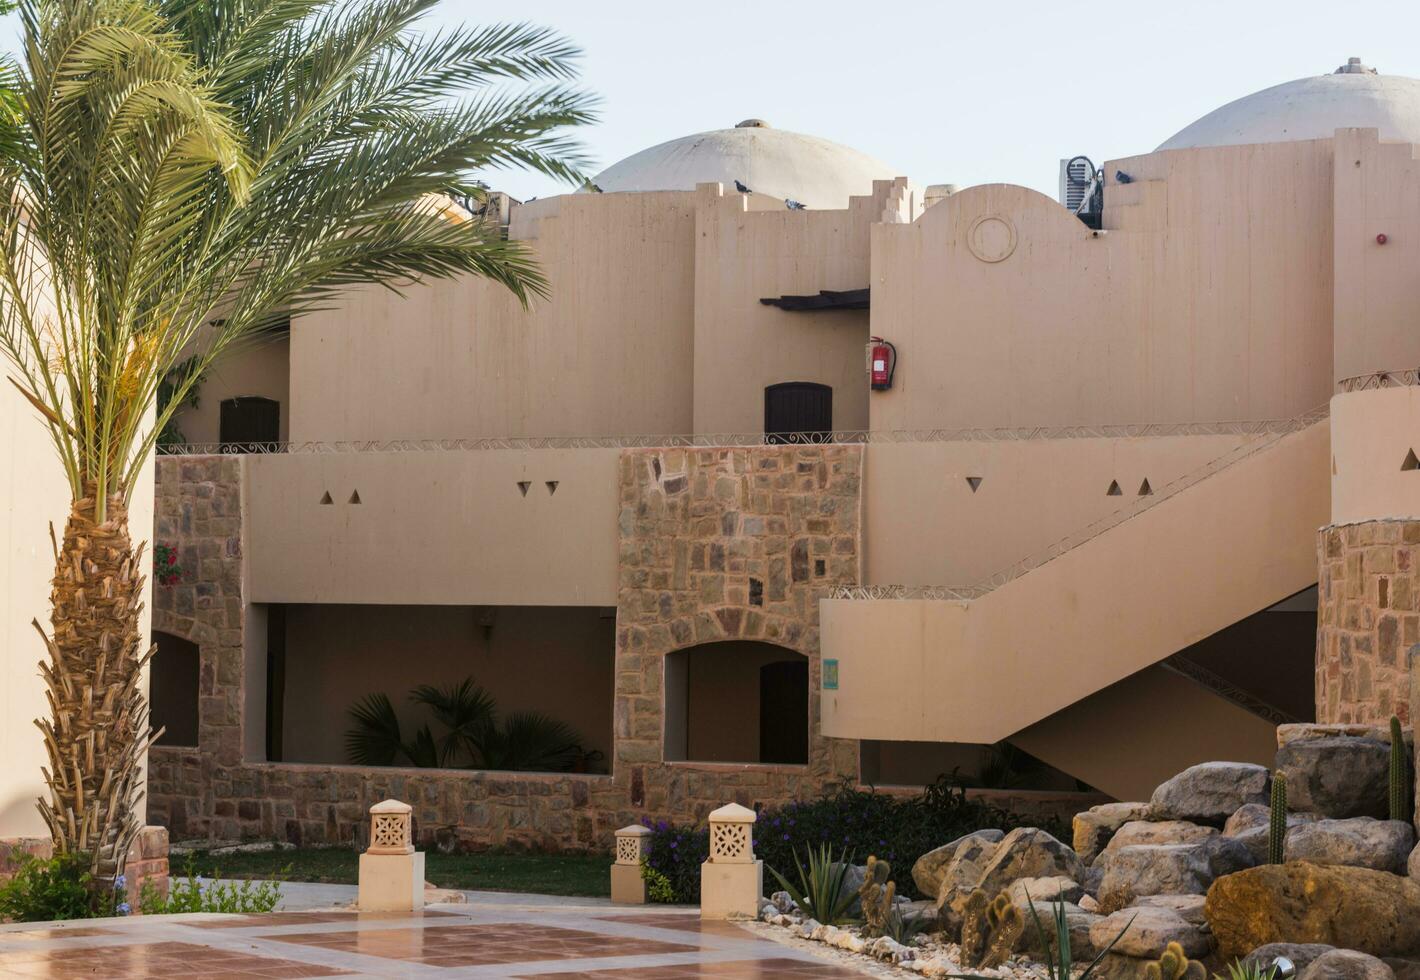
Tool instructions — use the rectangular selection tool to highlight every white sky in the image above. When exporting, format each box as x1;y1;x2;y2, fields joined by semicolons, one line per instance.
426;0;1420;201
5;0;1419;201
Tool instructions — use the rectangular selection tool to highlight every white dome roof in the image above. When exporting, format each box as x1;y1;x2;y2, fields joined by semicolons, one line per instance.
589;119;897;209
1158;59;1420;151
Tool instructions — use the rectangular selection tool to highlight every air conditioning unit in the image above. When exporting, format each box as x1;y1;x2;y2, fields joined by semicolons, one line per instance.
1059;157;1094;211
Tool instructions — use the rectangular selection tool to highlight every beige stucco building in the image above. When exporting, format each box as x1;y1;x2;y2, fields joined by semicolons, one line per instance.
7;58;1420;846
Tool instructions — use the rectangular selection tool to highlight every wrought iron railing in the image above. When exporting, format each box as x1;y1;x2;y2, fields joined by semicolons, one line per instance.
155;412;1325;456
829;404;1330;601
1162;656;1301;725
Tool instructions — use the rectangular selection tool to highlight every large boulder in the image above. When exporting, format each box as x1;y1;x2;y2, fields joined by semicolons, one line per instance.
1151;762;1271;824
1090;905;1212;958
1205;861;1420;961
1131;893;1207;926
1017;904;1103;962
1411;843;1420;878
937;827;1083;924
1104;820;1218;853
1300;949;1396;980
1242;943;1338;975
1074;802;1153;865
1097;837;1254;911
911;829;1003;897
1274;736;1390;819
1285;818;1415;874
1006;875;1084;908
1224;803;1322;864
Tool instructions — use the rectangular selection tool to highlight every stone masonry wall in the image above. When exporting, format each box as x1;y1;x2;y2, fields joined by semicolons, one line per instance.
147;446;865;851
1316;519;1420;724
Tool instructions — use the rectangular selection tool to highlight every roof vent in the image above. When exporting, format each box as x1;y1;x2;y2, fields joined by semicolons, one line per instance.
736;118;770;128
1335;57;1377;75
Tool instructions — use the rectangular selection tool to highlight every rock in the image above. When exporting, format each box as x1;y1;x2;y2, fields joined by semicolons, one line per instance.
1104;820;1219;853
1275;736;1390;818
770;890;797;914
1223;804;1323;863
1285;818;1415;874
1132;893;1207;926
932;831;1006;929
1097;838;1255;911
938;827;1083;925
900;900;938;927
1278;723;1411;749
1299;949;1396;980
1151;762;1271;824
912;829;1004;897
1242;943;1338;975
1007;875;1084;908
1410;843;1420;878
1090;905;1212;958
1080;894;1101;913
1074;803;1153;865
1385;960;1420;980
1205;861;1420;961
1017;905;1103;961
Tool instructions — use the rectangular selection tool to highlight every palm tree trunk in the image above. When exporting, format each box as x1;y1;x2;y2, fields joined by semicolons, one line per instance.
34;486;159;883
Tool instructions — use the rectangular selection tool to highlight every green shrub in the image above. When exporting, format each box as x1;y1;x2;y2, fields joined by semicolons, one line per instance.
639;861;676;903
140;861;282;914
640;774;1057;905
767;844;858;926
0;850;126;922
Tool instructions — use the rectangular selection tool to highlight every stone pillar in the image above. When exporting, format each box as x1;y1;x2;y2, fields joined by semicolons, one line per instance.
358;799;424;912
700;803;762;920
610;825;651;904
1411;645;1420;834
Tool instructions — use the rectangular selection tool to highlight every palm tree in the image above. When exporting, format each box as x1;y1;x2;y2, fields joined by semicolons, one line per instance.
0;0;594;884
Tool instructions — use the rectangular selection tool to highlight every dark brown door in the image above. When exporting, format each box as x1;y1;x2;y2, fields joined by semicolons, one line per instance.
220;396;280;450
764;382;832;444
759;659;808;764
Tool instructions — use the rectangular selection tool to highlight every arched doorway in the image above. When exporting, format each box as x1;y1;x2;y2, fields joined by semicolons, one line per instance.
149;631;199;746
664;641;808;765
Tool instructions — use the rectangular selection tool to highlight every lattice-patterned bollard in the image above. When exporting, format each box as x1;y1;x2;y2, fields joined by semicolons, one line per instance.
610;825;652;904
358;799;425;911
700;802;762;919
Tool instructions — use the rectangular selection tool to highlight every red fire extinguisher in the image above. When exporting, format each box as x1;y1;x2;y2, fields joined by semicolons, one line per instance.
868;338;896;391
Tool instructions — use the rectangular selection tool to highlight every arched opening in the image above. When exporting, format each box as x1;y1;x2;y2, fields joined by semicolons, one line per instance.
764;382;832;443
149;631;199;746
664;641;808;765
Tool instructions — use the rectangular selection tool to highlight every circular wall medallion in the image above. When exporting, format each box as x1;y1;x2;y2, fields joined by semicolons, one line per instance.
967;214;1017;263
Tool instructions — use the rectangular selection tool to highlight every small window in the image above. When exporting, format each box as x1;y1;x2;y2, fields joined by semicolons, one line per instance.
765;382;832;444
220;396;280;451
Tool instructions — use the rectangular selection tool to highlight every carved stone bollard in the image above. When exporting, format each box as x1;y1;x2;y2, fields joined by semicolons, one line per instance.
700;802;762;919
358;799;425;912
610;825;652;904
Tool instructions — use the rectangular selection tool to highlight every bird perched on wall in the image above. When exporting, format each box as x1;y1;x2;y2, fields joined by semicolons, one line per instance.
785;198;806;210
1115;170;1133;184
584;181;603;193
734;179;751;193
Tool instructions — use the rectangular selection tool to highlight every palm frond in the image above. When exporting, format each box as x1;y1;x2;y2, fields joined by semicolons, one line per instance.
343;692;404;766
0;0;595;518
410;677;496;766
475;711;583;772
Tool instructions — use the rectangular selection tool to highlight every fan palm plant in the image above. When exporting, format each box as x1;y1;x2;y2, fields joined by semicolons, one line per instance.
0;0;594;885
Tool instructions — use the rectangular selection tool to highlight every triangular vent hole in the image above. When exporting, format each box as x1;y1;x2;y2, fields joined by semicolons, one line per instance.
966;476;983;493
546;480;559;495
349;490;361;504
1404;449;1419;472
1106;480;1122;496
517;481;531;497
319;491;333;505
1138;479;1153;496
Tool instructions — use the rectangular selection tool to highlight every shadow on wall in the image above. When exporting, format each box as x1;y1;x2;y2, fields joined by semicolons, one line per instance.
664;640;809;765
0;793;41;839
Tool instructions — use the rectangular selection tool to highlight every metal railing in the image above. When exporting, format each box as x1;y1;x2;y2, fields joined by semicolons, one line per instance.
829;404;1330;601
155;412;1325;456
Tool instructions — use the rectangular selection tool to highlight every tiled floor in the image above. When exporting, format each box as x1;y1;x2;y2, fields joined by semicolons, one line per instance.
0;900;875;978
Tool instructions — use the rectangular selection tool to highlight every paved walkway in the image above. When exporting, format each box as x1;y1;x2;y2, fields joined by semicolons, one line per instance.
0;893;877;978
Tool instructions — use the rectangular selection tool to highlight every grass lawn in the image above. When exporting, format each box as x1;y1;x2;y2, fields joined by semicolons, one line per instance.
180;847;611;898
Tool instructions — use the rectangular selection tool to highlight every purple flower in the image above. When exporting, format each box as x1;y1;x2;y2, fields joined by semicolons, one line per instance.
117;902;131;915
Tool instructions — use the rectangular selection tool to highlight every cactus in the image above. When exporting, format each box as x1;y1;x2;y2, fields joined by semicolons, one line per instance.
960;888;1025;968
1390;715;1411;823
1268;770;1287;865
1143;941;1206;980
858;855;896;936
